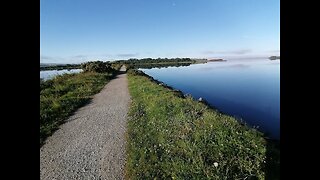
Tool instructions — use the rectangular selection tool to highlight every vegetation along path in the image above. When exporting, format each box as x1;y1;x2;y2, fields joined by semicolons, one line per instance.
40;66;130;179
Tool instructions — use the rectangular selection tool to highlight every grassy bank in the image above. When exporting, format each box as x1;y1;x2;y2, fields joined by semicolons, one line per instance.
126;69;278;179
40;72;113;146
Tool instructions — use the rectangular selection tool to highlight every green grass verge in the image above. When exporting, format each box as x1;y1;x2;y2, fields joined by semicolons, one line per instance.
40;72;113;146
126;69;278;179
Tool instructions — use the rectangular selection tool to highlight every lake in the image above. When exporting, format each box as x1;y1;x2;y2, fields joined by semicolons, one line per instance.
140;59;280;140
40;69;83;80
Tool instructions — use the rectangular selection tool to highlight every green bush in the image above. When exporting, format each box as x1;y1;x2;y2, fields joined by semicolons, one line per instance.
111;63;123;71
81;61;115;73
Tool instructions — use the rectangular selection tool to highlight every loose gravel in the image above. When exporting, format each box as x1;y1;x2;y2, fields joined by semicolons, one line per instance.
40;67;130;180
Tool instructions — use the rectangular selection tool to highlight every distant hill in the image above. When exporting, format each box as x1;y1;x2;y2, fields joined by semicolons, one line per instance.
40;63;81;71
40;63;67;67
191;58;208;63
208;58;226;62
269;56;280;60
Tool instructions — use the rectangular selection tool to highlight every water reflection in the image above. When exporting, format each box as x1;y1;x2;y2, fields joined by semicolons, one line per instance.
132;63;193;69
40;69;83;80
141;59;280;140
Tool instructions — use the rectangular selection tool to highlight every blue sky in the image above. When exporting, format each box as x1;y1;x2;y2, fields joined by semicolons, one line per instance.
40;0;280;63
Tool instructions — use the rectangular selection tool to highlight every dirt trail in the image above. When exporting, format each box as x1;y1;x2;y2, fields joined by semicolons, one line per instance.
40;66;130;179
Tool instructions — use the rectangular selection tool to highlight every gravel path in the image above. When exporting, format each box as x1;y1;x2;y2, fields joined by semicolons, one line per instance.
40;66;130;180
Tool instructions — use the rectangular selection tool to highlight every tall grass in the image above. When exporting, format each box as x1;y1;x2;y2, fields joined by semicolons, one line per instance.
40;72;113;146
126;69;275;179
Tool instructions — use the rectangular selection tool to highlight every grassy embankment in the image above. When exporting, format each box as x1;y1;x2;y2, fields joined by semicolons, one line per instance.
126;69;279;179
40;72;113;146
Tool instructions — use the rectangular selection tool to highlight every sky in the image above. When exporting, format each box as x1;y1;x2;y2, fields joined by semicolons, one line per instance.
40;0;280;63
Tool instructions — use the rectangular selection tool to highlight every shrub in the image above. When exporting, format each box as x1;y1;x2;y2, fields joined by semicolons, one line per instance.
81;61;115;73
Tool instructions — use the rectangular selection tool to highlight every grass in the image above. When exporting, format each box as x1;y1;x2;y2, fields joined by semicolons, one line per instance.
126;69;278;179
40;72;113;146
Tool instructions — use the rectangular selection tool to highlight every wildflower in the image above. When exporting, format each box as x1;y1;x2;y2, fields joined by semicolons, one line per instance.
213;162;218;167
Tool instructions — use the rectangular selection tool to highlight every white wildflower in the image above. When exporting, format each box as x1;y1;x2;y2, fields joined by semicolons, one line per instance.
213;162;219;167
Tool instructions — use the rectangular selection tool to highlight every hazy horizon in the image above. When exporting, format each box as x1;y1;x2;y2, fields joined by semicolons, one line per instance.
40;55;277;65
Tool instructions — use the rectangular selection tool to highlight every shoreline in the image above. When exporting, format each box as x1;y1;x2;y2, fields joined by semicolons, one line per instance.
126;68;279;179
135;68;279;141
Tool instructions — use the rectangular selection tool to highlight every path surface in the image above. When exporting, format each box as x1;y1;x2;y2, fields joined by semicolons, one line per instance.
40;67;130;180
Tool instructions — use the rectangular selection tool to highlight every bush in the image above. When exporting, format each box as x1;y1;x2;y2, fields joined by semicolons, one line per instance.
111;63;123;71
81;61;115;73
125;64;134;71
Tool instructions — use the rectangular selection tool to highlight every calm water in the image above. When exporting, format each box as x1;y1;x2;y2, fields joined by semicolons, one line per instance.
40;69;83;80
141;59;280;140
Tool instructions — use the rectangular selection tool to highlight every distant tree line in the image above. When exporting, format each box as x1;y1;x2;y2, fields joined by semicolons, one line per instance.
112;58;195;65
41;58;197;71
40;64;81;71
269;56;280;60
130;62;192;69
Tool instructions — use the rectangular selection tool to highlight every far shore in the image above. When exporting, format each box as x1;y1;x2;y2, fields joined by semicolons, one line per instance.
207;58;226;62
